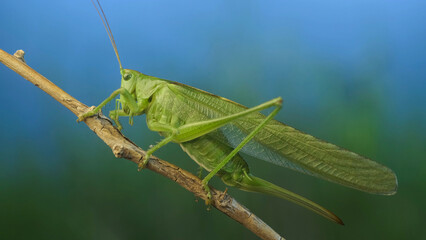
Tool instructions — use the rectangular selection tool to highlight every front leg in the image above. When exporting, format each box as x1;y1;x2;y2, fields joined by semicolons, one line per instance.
77;88;140;122
109;109;129;130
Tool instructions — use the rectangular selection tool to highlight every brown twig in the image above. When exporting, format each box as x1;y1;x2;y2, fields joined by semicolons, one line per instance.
0;49;284;240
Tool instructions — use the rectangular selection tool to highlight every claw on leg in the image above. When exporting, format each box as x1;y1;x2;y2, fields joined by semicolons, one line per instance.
138;154;150;171
202;179;212;206
108;111;124;131
77;106;98;122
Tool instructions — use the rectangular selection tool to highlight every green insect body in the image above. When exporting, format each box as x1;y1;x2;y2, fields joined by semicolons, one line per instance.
79;69;396;224
80;0;398;225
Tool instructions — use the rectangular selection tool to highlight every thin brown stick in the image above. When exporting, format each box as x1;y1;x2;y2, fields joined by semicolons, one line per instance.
0;49;284;240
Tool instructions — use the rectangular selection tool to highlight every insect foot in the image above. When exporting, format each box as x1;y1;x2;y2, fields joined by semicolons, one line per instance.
77;106;97;122
201;179;213;207
137;154;150;171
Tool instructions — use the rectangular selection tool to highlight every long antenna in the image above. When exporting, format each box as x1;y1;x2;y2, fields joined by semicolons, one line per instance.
91;0;123;70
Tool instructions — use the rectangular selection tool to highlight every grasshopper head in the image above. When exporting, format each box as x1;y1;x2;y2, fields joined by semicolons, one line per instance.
120;69;139;95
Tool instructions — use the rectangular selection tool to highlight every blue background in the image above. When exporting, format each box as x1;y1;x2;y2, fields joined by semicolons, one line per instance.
1;0;425;239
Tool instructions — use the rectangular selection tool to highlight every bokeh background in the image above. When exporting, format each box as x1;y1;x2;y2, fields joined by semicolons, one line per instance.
1;0;425;239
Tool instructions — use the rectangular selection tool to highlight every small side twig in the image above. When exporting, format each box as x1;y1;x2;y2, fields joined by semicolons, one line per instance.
0;49;284;240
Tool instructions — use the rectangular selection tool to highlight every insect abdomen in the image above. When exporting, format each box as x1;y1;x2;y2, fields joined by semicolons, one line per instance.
180;134;249;179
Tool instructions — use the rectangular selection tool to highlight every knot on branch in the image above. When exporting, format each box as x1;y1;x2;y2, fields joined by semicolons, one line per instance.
113;144;127;158
13;50;26;63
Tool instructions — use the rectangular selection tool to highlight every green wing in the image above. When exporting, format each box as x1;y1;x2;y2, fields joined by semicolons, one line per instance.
168;82;398;195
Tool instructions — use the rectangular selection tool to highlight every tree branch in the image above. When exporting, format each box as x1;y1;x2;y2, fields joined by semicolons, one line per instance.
0;49;284;240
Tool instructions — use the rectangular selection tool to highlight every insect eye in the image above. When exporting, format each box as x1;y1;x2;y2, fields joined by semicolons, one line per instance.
123;73;132;81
